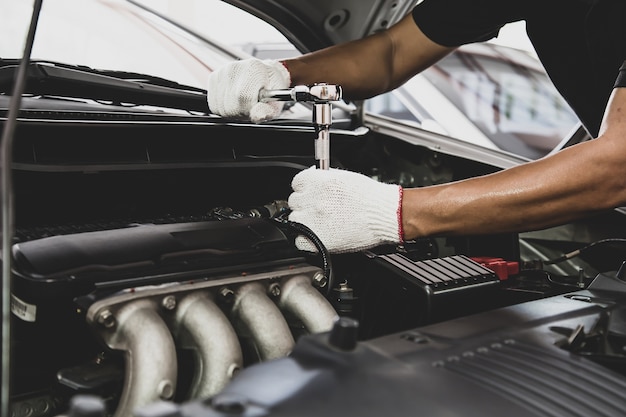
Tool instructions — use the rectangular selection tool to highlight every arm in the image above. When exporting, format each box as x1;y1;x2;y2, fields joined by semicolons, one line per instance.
288;88;626;254
207;13;454;122
284;14;455;100
402;88;626;238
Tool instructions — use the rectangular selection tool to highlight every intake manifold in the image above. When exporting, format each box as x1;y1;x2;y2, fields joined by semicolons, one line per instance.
85;263;337;417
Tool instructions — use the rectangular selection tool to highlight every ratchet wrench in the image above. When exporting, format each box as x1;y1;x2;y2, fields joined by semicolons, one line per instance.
259;84;342;170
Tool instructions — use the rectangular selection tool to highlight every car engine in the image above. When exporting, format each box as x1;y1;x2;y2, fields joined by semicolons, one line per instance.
4;98;626;417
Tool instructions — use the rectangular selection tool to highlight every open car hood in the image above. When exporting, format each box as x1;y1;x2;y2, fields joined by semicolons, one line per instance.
223;0;420;52
4;3;626;417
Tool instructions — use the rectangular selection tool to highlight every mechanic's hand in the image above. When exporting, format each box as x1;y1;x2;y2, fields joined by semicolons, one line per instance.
288;167;404;254
207;58;290;123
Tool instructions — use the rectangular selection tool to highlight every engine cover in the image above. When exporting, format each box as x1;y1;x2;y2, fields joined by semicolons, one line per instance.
145;275;626;417
9;217;338;417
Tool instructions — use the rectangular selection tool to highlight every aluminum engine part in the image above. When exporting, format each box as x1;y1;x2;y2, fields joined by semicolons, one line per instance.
85;263;337;417
278;274;339;334
96;298;178;417
231;281;295;360
171;291;243;399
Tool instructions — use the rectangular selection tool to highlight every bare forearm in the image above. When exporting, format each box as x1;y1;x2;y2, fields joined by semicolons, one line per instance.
283;36;395;99
283;14;454;100
402;134;626;238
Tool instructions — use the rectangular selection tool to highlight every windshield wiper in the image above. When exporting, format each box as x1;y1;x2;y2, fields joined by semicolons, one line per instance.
0;60;209;113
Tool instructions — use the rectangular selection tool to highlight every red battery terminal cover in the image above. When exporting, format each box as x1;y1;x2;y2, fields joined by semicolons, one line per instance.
470;257;519;281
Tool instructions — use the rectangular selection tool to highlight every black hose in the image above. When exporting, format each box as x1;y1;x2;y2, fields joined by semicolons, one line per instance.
543;238;626;265
1;0;44;413
273;218;334;296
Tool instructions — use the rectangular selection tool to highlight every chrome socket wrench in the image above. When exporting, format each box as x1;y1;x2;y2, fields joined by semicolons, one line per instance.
260;84;342;170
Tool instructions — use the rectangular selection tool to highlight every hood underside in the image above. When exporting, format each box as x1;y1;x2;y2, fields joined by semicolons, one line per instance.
223;0;419;52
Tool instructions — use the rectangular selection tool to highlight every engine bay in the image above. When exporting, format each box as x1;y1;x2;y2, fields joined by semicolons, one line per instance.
6;109;626;417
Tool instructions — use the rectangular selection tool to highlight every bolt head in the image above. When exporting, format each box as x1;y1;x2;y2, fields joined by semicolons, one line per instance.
97;310;116;329
268;283;281;298
312;272;327;288
161;295;177;311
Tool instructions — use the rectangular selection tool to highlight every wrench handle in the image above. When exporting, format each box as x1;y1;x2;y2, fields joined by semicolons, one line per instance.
258;88;294;102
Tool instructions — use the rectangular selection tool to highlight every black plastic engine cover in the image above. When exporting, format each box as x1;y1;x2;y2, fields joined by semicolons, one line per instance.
145;275;626;417
11;217;298;301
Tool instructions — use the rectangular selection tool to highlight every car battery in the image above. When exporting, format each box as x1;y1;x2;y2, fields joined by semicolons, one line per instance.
352;253;501;337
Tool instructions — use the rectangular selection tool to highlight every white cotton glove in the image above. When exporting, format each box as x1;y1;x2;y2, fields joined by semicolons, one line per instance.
207;58;291;123
288;167;404;254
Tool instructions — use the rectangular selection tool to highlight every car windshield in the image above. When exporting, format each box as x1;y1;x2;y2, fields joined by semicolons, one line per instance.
425;46;580;159
366;41;581;160
0;0;268;89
